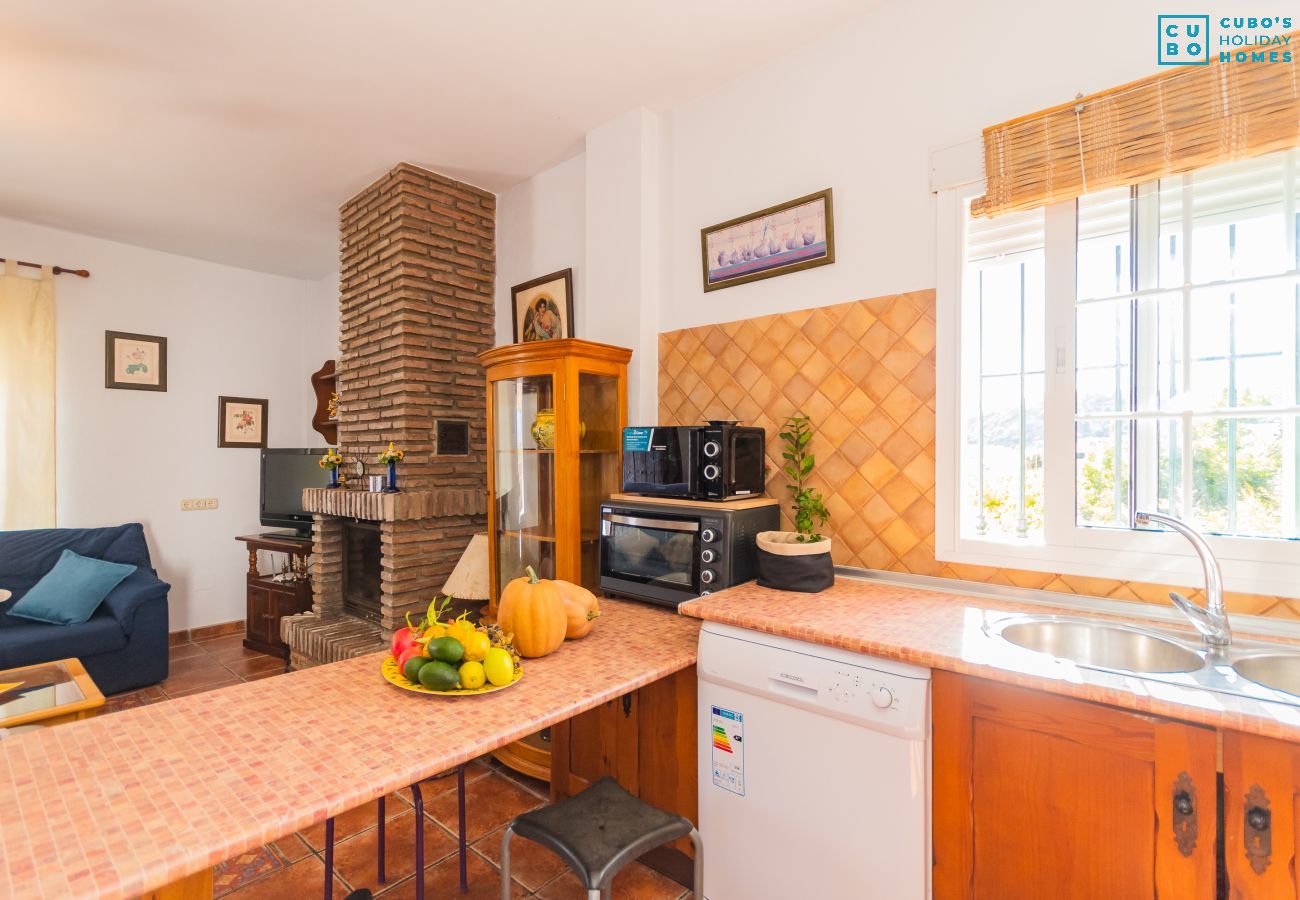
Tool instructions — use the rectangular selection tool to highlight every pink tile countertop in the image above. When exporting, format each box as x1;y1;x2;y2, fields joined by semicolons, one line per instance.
682;576;1300;742
0;599;700;900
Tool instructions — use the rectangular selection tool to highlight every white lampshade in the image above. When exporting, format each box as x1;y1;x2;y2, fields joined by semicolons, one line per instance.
442;534;490;600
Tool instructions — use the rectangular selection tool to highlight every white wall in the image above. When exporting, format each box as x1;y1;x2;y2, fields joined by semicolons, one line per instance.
0;216;338;631
497;0;1210;400
494;153;586;347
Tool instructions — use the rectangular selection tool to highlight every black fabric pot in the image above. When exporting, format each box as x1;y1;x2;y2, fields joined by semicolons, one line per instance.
755;531;834;593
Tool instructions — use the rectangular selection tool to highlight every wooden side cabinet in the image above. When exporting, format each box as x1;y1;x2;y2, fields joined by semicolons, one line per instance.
550;666;698;886
236;533;313;658
1224;730;1300;898
932;671;1218;899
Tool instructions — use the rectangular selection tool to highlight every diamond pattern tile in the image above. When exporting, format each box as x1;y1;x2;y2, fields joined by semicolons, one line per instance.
658;290;1296;620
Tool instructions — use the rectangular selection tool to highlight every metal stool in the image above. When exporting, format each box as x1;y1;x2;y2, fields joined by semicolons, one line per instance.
500;777;702;900
324;764;469;900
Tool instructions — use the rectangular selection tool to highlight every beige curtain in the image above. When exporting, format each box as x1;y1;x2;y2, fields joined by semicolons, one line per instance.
0;259;56;529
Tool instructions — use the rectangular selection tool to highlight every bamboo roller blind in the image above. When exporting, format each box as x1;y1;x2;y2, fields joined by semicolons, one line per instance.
972;34;1300;217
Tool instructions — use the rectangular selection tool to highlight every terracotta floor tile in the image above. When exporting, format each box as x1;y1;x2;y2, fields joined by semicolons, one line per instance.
222;855;348;899
203;643;273;663
474;824;568;891
268;833;313;863
299;793;412;850
534;861;688;899
333;809;459;890
163;678;242;699
195;633;247;651
424;772;543;843
212;845;283;897
168;654;233;676
222;655;286;677
417;760;492;802
168;642;209;661
242;668;283;682
498;768;549;801
376;849;526;900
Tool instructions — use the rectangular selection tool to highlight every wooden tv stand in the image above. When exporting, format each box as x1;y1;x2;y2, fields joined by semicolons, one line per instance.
235;532;313;658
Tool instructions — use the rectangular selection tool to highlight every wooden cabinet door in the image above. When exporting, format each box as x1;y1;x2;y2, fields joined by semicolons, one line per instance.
1223;730;1300;898
636;667;697;856
247;584;274;645
550;693;638;800
933;671;1217;900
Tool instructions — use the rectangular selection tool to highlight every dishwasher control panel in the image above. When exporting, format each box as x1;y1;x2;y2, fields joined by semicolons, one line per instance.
700;623;930;739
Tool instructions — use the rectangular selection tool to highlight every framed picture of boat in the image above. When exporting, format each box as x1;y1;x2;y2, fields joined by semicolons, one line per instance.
700;188;834;292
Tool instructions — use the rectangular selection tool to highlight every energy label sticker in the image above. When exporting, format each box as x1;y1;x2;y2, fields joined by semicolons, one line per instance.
710;706;745;796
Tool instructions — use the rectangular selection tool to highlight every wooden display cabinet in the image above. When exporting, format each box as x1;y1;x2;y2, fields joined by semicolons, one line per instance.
478;338;631;780
236;532;313;659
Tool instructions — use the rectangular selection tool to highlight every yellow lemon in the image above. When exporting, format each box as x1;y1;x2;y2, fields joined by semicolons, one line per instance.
463;630;491;662
483;647;515;687
458;660;487;690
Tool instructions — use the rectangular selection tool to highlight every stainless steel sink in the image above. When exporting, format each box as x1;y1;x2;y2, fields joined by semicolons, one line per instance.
996;618;1204;674
1233;655;1300;699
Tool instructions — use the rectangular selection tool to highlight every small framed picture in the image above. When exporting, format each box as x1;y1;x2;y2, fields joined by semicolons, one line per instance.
105;331;167;391
217;396;268;448
511;268;574;342
701;188;835;292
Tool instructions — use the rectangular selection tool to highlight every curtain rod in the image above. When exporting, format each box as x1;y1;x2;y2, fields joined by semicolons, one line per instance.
0;257;90;278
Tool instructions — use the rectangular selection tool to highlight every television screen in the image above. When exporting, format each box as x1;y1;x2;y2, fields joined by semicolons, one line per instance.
261;448;329;531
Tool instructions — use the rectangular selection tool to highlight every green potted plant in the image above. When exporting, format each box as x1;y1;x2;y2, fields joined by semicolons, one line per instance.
756;413;834;592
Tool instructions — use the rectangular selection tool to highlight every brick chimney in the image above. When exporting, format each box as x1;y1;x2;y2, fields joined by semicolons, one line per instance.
287;163;496;665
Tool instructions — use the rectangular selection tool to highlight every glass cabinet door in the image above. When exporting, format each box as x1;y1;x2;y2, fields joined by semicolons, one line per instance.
578;372;621;590
493;374;557;591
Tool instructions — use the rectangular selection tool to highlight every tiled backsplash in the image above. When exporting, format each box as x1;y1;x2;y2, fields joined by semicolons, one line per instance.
658;291;1300;620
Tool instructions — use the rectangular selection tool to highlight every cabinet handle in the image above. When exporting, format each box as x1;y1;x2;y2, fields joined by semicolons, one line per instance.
622;694;632;718
1244;784;1273;875
1171;772;1198;857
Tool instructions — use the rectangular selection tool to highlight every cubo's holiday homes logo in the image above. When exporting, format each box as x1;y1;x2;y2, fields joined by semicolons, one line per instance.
1159;15;1293;65
1159;15;1210;64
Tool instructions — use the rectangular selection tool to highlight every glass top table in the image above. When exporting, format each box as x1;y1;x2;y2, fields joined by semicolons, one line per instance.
0;658;104;731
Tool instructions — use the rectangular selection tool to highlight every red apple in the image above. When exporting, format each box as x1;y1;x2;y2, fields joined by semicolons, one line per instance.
396;644;426;669
390;626;418;659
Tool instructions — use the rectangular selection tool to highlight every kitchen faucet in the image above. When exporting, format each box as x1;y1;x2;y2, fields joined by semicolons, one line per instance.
1134;511;1232;648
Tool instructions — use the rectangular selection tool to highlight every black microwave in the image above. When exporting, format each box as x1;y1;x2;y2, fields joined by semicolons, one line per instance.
599;498;779;608
621;422;766;501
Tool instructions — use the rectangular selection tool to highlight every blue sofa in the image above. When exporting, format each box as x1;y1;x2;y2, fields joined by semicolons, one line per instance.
0;523;169;695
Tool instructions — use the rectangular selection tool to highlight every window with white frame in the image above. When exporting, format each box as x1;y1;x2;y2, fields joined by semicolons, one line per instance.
940;149;1300;595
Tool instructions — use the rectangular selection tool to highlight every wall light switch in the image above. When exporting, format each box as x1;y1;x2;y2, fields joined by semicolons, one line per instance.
181;497;219;511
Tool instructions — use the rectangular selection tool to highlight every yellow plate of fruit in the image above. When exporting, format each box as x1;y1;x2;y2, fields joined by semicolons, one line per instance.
382;600;522;696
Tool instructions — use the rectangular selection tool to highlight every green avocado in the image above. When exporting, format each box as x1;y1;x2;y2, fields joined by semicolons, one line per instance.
428;636;465;665
402;655;430;684
419;659;460;691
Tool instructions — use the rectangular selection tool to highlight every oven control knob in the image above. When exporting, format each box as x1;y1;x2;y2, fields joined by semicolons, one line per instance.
700;569;716;584
700;589;712;596
700;549;717;564
871;685;894;709
703;464;721;480
703;440;721;458
700;528;718;543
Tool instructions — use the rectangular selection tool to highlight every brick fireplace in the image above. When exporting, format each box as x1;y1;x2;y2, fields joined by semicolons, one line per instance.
283;162;494;668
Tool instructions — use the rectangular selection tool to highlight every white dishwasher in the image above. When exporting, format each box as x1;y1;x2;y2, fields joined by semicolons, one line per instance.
697;622;931;899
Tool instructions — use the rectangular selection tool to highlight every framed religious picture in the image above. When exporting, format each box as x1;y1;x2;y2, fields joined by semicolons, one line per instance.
217;396;268;448
511;268;574;343
104;331;168;391
701;188;835;292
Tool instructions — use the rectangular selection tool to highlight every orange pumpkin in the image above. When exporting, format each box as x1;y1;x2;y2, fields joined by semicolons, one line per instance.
554;580;601;639
498;566;566;658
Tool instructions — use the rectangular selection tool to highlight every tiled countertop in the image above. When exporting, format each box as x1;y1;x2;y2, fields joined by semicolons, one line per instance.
682;576;1300;742
0;599;700;900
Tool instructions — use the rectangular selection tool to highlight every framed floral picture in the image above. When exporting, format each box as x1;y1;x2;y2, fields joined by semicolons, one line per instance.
511;268;574;342
217;396;268;448
105;331;167;391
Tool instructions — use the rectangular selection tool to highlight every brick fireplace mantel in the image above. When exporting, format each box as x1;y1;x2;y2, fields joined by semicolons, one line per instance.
303;487;486;522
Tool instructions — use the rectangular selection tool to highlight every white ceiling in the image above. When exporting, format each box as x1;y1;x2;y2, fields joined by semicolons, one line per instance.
1;1;871;279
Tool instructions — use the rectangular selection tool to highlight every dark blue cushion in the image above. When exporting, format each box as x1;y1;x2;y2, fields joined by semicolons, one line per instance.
0;610;129;668
9;549;136;625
